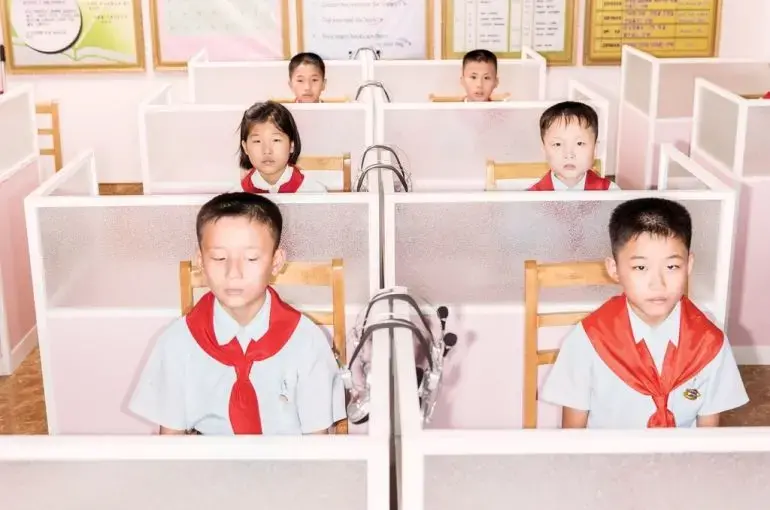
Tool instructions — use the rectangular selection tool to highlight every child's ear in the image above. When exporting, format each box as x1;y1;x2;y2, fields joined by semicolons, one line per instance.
271;247;286;277
686;252;694;276
605;256;620;283
196;248;203;270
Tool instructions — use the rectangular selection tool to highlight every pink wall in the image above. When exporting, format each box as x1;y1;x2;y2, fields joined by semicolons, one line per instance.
0;160;39;351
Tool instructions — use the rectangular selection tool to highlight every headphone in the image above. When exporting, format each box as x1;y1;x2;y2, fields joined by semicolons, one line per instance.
349;47;381;60
354;81;391;103
355;144;409;192
343;287;457;425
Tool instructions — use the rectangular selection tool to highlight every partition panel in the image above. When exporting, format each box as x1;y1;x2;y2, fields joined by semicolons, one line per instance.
0;86;38;171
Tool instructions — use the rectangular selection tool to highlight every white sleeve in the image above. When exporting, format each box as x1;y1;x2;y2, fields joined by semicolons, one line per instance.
540;323;594;411
128;320;189;431
609;181;621;190
698;337;749;416
295;321;346;433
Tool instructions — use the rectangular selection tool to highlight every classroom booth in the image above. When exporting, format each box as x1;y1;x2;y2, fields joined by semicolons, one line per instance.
0;324;390;510
370;48;546;102
373;80;610;191
24;151;383;435
615;46;770;190
187;49;371;105
139;84;375;194
0;85;42;376
382;145;736;432
681;78;770;364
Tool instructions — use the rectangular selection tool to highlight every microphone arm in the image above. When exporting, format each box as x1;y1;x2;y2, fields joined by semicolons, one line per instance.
355;81;391;102
355;163;409;192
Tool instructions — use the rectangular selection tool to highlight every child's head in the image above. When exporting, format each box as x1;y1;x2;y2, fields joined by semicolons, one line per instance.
460;49;498;102
606;198;693;326
196;192;285;320
239;101;301;182
289;52;326;103
540;101;599;187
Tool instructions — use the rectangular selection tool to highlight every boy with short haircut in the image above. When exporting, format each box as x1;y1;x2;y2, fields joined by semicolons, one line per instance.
529;101;618;191
541;198;748;428
460;49;499;102
129;192;345;435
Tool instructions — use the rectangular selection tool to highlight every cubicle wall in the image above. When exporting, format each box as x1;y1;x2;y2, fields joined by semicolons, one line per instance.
371;49;546;102
616;46;770;190
25;153;382;434
382;146;736;431
376;91;610;191
0;319;390;510
187;49;370;105
684;78;770;363
139;85;374;194
0;85;41;375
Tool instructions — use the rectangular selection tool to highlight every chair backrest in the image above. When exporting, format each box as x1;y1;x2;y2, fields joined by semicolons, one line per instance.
522;259;617;429
740;93;766;99
297;153;352;192
179;258;348;434
428;93;510;103
270;97;350;104
486;159;604;190
35;101;63;172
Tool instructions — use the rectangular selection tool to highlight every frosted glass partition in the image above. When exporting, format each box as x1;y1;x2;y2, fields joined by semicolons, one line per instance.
139;89;373;194
0;327;390;510
690;79;770;359
378;100;609;192
0;85;38;171
371;57;545;102
188;49;368;105
383;174;736;430
25;160;381;433
616;44;769;190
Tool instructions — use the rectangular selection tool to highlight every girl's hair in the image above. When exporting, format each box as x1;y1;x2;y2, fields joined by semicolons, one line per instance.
288;52;325;79
238;101;302;170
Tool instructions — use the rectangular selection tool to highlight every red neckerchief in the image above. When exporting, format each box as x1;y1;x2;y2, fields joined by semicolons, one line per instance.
528;169;611;191
582;295;723;427
241;165;305;193
185;287;301;434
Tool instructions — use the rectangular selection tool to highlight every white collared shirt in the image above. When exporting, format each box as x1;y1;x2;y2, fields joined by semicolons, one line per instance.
129;290;346;434
550;170;621;190
240;166;327;193
541;302;748;428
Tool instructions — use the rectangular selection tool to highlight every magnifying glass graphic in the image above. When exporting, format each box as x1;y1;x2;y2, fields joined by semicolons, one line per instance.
11;0;83;55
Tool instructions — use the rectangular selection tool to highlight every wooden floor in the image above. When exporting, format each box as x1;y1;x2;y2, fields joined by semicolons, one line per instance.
1;349;769;434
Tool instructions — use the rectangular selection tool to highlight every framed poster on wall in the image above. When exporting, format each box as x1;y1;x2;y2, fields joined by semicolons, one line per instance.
1;0;145;73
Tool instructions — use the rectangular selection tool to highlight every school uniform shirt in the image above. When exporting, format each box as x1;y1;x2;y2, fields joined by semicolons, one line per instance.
129;290;346;435
540;300;748;428
240;166;327;193
529;170;620;191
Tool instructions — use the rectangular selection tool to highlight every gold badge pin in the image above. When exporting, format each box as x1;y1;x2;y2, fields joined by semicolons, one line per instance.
683;388;701;401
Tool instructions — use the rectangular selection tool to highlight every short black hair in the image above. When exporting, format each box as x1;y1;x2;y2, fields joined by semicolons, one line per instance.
196;192;283;250
238;101;302;170
289;52;326;79
609;198;692;256
539;101;599;141
462;49;497;71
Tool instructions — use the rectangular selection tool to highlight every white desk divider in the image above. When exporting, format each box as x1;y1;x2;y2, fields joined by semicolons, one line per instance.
616;45;770;190
567;79;616;175
392;316;770;510
371;50;546;103
0;85;41;375
25;153;382;434
0;321;390;510
188;49;369;105
376;94;609;192
139;84;374;194
686;78;770;364
383;151;736;430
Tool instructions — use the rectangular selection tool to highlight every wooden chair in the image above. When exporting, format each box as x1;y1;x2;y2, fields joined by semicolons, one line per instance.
486;159;603;190
35;101;63;172
428;93;510;103
740;92;770;100
270;97;350;104
298;153;352;192
522;259;617;428
179;259;348;434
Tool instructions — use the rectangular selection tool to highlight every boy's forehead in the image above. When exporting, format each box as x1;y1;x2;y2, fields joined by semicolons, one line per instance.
543;117;593;137
619;232;688;255
463;61;495;74
201;216;276;244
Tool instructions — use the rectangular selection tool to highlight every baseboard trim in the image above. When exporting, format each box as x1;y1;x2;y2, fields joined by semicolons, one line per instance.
8;326;38;374
98;182;143;195
733;346;770;365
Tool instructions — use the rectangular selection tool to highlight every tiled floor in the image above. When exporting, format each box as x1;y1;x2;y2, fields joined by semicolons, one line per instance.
1;349;769;434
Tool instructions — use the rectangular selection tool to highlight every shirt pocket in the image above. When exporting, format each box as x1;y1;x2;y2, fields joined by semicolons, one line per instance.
274;371;301;433
673;374;708;426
